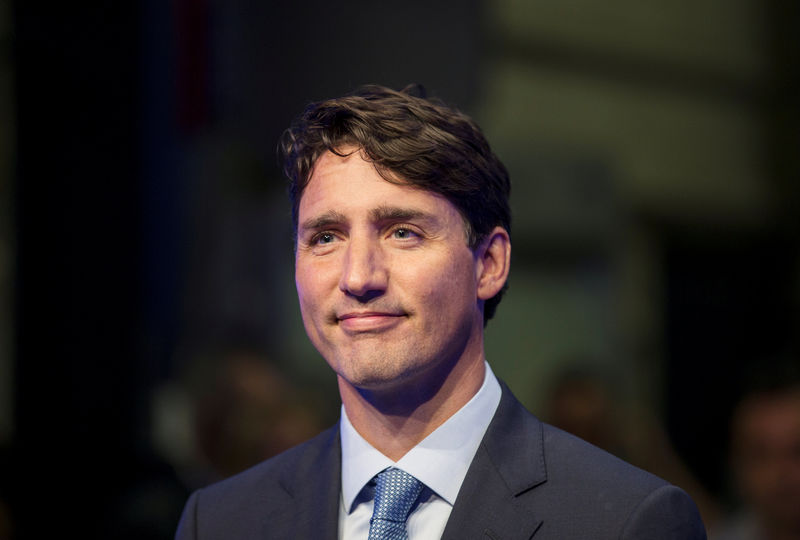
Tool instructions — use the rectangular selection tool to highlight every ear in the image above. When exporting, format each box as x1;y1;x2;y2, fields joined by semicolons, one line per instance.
475;226;511;301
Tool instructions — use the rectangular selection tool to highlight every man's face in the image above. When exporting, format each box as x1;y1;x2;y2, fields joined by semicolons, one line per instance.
294;149;486;394
733;389;800;533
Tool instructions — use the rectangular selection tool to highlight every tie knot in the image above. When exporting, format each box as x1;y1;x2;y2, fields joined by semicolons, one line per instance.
371;467;424;524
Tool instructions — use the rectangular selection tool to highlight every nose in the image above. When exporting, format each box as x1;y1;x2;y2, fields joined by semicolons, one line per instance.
338;235;387;300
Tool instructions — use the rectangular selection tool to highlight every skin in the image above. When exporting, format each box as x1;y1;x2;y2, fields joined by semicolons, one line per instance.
294;148;510;460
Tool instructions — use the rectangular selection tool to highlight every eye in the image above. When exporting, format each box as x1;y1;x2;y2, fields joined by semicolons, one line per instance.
314;232;336;245
392;228;416;239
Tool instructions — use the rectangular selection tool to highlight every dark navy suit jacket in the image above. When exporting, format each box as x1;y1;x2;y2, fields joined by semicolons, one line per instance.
175;382;706;539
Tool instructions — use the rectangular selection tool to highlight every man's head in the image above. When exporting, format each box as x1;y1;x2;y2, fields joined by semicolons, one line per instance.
282;85;511;401
280;84;511;321
730;364;800;537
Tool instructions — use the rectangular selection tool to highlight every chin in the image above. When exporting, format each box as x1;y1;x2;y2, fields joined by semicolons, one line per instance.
337;354;422;388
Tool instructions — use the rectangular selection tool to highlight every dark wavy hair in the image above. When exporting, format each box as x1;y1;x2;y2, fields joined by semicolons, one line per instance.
279;84;511;322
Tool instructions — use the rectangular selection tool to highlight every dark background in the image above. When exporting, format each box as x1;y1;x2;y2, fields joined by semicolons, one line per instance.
6;1;800;537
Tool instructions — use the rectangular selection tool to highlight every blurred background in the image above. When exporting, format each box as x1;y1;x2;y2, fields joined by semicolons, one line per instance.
3;0;800;538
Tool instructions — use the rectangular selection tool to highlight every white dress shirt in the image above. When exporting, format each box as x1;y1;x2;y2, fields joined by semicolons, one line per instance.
338;361;502;539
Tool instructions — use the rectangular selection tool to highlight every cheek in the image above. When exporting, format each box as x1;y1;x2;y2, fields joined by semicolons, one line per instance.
294;274;309;311
406;255;477;313
296;257;332;297
295;267;324;321
440;251;478;292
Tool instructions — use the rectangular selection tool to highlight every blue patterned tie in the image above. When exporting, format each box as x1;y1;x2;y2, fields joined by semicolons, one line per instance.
367;467;424;540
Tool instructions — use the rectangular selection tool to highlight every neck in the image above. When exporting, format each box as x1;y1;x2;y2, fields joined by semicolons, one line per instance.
339;355;486;461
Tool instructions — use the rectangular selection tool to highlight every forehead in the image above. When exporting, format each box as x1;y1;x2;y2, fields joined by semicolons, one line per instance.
298;149;458;223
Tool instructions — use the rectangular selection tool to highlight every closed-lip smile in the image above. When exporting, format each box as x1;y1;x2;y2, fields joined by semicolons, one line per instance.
337;311;406;332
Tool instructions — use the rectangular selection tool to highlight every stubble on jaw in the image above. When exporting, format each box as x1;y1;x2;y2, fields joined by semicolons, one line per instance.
336;333;487;461
335;311;481;417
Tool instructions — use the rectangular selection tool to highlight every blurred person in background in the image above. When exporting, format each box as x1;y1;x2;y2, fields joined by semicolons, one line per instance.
191;350;325;480
105;348;324;540
712;361;800;540
175;84;705;539
155;348;326;489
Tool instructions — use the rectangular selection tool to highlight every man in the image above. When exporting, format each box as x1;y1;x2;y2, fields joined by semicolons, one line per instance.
175;84;706;539
712;364;800;540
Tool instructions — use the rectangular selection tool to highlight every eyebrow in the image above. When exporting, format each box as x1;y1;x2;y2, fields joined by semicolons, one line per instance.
299;210;348;233
299;206;433;233
369;205;429;223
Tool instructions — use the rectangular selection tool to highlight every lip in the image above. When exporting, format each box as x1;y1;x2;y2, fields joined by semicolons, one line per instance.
337;311;406;332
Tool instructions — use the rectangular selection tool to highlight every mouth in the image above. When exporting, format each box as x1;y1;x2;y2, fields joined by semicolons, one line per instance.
336;311;406;333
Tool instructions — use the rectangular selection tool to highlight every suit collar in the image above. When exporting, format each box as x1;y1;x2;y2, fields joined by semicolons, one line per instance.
272;425;342;540
482;381;547;495
266;381;548;539
340;361;503;509
441;381;546;539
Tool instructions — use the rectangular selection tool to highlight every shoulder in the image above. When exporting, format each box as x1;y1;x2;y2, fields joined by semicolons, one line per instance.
175;425;340;539
197;424;338;503
487;384;706;538
493;381;673;495
540;421;666;494
541;424;706;538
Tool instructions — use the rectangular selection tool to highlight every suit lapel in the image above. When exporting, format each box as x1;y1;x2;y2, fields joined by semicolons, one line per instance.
441;382;546;540
265;425;342;539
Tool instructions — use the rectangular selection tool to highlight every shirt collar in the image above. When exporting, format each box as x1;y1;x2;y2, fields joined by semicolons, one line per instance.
340;361;502;512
